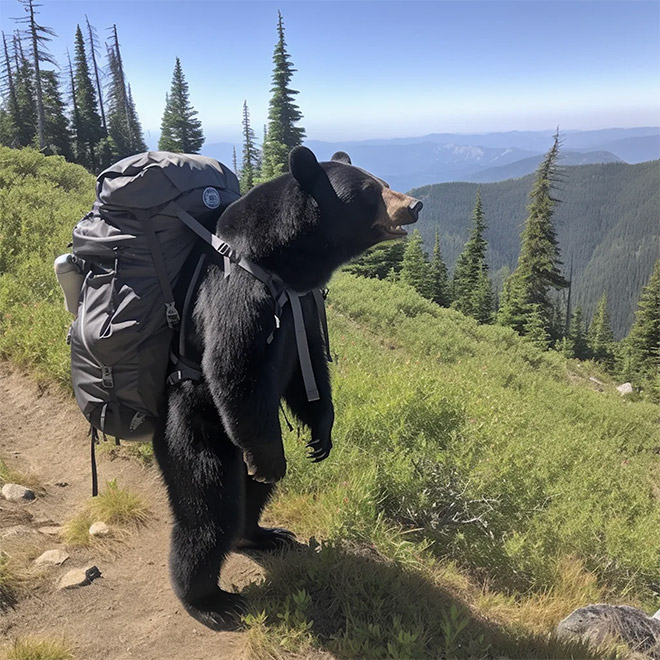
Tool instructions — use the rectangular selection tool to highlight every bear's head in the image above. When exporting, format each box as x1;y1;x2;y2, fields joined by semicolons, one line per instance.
218;147;422;291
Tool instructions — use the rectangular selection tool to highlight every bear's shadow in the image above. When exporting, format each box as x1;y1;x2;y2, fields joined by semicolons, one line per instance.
236;541;605;659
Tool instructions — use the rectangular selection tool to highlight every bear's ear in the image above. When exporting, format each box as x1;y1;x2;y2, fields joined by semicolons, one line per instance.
331;151;352;165
290;146;324;194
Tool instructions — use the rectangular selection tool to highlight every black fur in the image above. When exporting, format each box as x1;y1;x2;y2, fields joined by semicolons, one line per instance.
153;147;419;630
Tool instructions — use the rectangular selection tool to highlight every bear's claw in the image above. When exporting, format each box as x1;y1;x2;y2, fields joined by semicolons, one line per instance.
236;526;298;551
306;436;332;462
183;591;247;631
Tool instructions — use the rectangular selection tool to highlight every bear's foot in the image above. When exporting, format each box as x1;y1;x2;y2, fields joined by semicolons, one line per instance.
236;526;298;551
182;590;246;631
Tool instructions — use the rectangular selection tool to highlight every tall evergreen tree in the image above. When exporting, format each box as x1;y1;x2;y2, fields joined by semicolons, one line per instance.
260;11;305;179
588;292;615;368
85;16;106;134
40;68;72;158
238;100;258;193
11;32;36;146
158;57;204;153
232;145;238;176
430;228;451;307
125;84;146;151
72;25;103;169
452;188;493;322
16;0;56;149
498;132;568;338
400;230;433;300
561;305;590;360
623;259;660;388
106;26;146;158
0;32;21;146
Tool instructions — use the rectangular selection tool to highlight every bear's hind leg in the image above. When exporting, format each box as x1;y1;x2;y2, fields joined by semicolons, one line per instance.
235;476;297;551
154;387;247;630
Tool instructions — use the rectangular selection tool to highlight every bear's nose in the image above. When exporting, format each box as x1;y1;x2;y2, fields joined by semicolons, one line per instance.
408;200;423;220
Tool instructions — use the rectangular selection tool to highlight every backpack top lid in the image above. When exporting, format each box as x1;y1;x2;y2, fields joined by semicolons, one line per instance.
97;151;240;210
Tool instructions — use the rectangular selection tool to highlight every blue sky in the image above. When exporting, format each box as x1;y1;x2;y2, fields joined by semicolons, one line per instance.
1;0;658;145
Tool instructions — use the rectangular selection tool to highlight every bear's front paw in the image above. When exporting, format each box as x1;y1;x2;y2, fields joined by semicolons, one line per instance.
307;428;332;463
243;445;287;483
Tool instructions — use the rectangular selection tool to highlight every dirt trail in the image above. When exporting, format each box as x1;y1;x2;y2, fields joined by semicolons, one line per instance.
0;363;262;660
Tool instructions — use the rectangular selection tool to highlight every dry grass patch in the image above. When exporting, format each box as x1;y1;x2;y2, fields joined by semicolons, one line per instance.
477;556;606;634
0;457;45;495
4;636;74;660
0;535;54;611
62;479;149;548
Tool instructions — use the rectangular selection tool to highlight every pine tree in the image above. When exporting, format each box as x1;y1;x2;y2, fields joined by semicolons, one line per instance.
1;32;21;147
525;304;550;349
571;306;590;360
125;84;146;152
232;145;238;176
40;68;72;158
623;259;660;388
16;0;56;149
588;292;615;368
260;11;305;179
238;100;258;193
11;32;37;147
400;230;433;300
451;189;493;322
106;26;146;158
430;228;451;307
498;132;568;338
561;306;590;359
158;57;204;153
85;16;106;134
72;25;103;169
345;241;405;279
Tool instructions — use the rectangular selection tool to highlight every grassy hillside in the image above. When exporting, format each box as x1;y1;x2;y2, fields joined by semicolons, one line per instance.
410;160;660;338
1;147;659;658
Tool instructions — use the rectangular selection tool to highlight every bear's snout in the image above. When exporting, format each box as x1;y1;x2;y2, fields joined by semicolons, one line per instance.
408;199;423;221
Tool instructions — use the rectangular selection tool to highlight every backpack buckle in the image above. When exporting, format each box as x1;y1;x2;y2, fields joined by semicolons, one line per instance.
101;366;114;389
217;242;234;259
165;302;180;328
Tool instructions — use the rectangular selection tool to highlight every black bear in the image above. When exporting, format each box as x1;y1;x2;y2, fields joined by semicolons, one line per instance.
153;147;422;629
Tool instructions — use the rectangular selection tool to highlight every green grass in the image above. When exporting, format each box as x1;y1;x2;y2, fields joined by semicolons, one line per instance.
4;637;74;660
0;147;94;387
2;147;658;658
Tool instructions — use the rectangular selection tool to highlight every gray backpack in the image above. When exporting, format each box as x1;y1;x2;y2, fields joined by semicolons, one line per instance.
67;152;240;447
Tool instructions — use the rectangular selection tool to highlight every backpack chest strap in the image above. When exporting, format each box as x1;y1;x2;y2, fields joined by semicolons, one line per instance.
167;202;330;403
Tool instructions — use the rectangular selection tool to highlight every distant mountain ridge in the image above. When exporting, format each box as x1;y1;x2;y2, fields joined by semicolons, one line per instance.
408;160;660;338
471;150;623;183
201;127;659;190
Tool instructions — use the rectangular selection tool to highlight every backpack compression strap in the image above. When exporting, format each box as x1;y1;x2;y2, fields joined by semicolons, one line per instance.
165;202;328;403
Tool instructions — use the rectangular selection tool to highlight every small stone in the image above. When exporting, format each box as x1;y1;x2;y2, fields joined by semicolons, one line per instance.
58;565;102;590
38;526;62;536
1;484;35;502
89;521;110;537
616;382;633;396
34;549;69;566
54;482;68;487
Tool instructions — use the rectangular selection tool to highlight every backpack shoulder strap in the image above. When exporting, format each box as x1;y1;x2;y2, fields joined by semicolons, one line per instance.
137;209;181;328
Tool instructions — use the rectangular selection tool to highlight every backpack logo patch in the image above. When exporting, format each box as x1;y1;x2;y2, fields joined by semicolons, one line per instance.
203;187;221;209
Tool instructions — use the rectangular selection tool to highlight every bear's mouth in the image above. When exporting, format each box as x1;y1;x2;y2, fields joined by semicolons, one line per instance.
377;214;417;238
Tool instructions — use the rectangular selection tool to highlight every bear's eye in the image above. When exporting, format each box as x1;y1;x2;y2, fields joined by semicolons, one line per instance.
360;182;382;204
